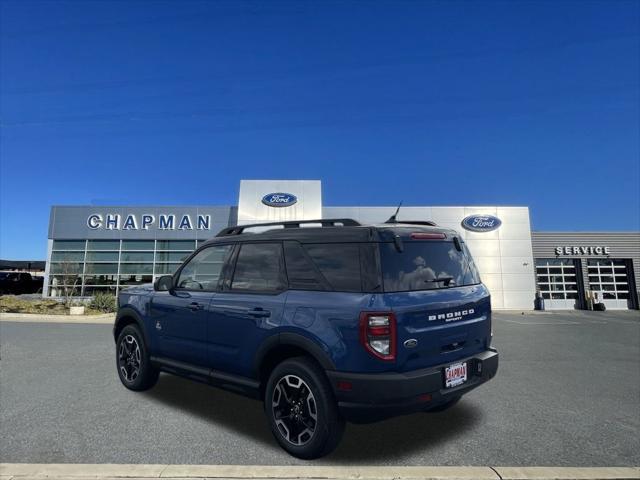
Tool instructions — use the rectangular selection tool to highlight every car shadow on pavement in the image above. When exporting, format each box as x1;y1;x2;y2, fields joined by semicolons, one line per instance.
141;373;275;447
328;403;482;462
143;373;483;462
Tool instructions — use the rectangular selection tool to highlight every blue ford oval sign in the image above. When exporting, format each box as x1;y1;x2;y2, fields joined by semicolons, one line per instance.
461;214;502;232
261;192;298;207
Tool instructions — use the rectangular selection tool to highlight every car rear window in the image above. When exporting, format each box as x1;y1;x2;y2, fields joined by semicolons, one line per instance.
380;241;481;292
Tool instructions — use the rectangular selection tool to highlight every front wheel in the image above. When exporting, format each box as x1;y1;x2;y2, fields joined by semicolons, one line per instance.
116;324;159;391
265;357;344;459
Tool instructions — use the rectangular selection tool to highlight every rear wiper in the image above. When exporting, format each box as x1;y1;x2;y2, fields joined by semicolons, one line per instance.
424;276;454;286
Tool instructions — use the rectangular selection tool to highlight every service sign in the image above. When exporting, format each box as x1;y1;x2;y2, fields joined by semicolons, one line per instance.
261;192;298;207
461;214;502;232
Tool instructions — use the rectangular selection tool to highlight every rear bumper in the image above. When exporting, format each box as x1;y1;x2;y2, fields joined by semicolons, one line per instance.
326;348;498;423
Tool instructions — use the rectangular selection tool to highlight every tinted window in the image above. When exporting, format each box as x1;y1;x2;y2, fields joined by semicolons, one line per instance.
232;243;285;292
283;242;326;291
304;244;362;292
177;245;232;290
381;240;481;292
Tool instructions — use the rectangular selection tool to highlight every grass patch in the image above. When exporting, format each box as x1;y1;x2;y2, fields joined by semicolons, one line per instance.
0;296;105;315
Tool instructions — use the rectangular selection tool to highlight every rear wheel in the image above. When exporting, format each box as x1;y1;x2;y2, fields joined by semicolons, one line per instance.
265;357;344;459
116;324;159;391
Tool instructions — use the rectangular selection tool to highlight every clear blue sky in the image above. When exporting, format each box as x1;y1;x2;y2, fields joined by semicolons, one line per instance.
1;0;639;260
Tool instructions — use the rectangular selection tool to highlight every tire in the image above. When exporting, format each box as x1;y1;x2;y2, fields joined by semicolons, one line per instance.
116;324;159;391
264;357;345;459
425;395;461;413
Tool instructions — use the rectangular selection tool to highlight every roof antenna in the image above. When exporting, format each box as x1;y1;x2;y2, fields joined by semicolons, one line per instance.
385;201;403;224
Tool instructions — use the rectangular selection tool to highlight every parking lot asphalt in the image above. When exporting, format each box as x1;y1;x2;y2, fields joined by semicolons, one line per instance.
1;310;638;466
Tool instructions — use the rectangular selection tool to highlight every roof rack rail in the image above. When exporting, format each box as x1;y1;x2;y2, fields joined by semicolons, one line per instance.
385;220;438;227
215;218;361;237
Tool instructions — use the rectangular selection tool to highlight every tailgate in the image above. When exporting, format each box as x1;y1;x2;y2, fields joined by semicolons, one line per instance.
383;284;492;372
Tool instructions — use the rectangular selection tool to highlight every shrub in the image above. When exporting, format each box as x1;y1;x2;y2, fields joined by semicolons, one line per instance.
89;292;117;313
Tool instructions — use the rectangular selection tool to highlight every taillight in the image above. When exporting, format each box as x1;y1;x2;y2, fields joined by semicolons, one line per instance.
359;312;397;361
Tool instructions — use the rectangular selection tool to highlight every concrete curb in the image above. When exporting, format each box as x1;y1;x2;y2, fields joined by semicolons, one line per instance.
0;464;638;480
0;313;115;324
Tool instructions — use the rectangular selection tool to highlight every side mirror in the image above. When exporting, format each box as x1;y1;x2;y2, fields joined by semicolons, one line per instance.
154;275;174;292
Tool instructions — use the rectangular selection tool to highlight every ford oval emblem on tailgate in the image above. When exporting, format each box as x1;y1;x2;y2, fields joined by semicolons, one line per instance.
404;339;418;349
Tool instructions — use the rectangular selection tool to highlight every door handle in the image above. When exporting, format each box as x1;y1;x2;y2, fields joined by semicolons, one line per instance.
247;308;270;318
188;302;203;311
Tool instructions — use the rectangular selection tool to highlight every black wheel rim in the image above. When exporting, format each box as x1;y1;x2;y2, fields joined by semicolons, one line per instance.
118;334;141;382
271;374;318;446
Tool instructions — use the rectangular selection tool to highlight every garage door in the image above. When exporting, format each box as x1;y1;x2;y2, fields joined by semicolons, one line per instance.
587;259;632;310
536;259;580;310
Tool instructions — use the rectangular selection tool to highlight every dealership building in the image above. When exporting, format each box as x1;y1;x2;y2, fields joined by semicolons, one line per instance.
44;180;640;311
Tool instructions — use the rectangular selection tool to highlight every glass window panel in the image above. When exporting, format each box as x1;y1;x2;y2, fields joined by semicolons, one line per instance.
566;292;578;299
121;240;155;250
602;292;616;299
86;240;120;251
53;240;86;251
155;251;191;263
119;274;153;286
551;293;565;299
618;292;629;299
84;274;117;285
85;263;118;274
541;292;551;299
563;275;577;283
600;268;613;274
156;240;195;250
51;251;85;262
537;276;549;283
548;268;562;274
552;275;564;283
177;245;232;290
602;284;616;291
538;284;550;291
83;286;117;296
154;263;180;275
120;252;154;262
611;260;626;266
50;262;83;274
119;263;153;274
86;251;119;262
49;274;82;286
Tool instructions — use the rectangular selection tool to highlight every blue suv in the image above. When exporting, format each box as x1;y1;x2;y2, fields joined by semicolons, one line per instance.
114;218;498;459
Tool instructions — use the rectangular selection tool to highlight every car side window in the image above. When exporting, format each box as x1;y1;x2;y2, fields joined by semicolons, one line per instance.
176;245;232;291
231;243;286;292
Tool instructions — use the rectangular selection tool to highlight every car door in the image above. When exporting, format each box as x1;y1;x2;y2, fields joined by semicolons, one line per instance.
208;242;288;377
151;244;233;367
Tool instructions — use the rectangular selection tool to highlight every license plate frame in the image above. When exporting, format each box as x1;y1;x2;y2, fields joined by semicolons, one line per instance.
444;361;468;388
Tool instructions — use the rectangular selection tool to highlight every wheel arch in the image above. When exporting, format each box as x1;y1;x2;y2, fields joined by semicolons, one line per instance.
113;307;148;345
254;332;336;397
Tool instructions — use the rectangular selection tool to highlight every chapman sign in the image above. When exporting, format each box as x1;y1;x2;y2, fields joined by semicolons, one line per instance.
87;213;212;231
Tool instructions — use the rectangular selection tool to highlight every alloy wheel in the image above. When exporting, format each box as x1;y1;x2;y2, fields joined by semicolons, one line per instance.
118;334;141;382
271;374;318;446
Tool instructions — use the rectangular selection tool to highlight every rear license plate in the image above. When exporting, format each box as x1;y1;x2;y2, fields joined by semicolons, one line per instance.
445;362;467;388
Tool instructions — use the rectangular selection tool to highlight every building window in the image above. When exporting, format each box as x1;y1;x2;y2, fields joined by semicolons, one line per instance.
48;238;200;297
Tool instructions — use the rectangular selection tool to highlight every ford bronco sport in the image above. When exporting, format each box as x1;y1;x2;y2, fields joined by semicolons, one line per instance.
114;218;498;459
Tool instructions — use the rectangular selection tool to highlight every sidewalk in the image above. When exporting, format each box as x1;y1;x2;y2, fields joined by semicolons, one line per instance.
0;312;115;324
1;464;638;480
